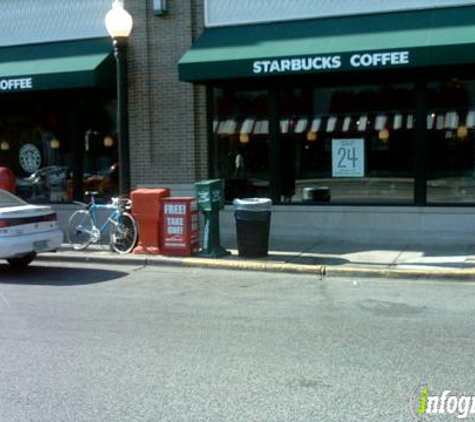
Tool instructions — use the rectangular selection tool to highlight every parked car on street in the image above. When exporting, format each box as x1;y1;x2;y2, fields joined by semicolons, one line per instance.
0;188;63;267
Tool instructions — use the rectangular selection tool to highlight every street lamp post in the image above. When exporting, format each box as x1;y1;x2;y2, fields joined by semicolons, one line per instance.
105;0;133;196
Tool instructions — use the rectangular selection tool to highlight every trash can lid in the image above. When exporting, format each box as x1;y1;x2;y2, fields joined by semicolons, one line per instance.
233;197;272;211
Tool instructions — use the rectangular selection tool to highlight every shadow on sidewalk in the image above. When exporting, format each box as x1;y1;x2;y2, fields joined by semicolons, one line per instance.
0;264;128;286
221;249;350;267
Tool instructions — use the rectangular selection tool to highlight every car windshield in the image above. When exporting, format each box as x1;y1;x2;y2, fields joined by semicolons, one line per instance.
0;189;27;208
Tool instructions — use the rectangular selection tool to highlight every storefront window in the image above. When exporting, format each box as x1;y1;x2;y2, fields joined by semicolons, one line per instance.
211;80;475;205
212;84;417;204
278;84;415;204
0;94;117;203
81;98;118;199
427;80;475;204
0;111;70;202
213;89;269;201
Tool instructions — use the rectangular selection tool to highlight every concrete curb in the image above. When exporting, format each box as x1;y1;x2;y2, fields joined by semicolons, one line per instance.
326;266;475;280
36;252;475;280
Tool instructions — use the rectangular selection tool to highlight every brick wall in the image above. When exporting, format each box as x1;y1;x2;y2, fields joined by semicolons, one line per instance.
127;0;207;189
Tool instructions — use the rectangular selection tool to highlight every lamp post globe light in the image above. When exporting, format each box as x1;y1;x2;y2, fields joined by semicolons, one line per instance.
105;0;133;195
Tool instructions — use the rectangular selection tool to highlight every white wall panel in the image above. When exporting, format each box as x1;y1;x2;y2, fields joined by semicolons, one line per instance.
0;0;112;47
205;0;475;27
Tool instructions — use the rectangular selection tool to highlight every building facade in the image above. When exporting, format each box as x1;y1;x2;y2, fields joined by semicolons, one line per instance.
0;0;207;203
126;0;207;194
177;0;475;243
180;0;475;206
0;0;120;203
2;1;475;243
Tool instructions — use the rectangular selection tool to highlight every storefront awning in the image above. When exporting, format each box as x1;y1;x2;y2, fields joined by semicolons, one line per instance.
0;38;114;92
179;6;475;82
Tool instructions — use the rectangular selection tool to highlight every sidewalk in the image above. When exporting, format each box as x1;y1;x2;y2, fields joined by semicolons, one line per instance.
36;234;475;280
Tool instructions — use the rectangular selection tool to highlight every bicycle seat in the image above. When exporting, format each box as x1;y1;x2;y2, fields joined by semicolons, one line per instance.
85;191;100;197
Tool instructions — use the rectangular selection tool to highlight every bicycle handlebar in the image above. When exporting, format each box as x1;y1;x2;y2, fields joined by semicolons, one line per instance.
84;191;100;197
83;192;132;210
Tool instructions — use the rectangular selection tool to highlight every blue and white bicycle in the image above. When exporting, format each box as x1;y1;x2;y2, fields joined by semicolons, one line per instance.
67;191;138;254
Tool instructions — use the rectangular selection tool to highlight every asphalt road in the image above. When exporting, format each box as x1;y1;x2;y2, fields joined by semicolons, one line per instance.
1;261;474;422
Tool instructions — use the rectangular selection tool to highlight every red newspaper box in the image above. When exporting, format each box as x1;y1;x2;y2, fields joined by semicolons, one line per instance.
131;188;170;254
160;197;199;256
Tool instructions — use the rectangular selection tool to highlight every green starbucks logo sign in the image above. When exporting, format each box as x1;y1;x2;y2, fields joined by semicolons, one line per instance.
19;143;41;173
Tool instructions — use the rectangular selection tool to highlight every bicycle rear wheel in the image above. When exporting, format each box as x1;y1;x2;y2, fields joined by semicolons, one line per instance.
68;210;94;250
109;212;138;254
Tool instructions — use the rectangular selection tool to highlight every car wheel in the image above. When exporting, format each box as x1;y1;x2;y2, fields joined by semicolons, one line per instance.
7;252;37;268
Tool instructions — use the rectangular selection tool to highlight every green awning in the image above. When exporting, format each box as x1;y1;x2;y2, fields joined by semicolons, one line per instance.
0;38;114;92
179;6;475;82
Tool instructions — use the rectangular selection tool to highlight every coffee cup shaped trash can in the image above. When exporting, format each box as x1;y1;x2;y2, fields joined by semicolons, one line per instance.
233;198;272;258
0;167;16;193
131;188;170;254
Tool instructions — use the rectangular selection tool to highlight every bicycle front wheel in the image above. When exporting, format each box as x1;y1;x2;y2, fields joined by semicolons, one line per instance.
68;210;94;250
109;212;138;254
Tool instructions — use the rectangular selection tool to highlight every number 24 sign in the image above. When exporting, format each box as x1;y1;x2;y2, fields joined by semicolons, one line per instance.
332;138;365;178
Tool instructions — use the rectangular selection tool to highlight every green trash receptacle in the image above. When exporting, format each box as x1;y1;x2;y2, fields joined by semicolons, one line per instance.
233;198;272;258
194;179;230;258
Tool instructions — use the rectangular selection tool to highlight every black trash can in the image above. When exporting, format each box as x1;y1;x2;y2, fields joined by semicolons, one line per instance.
233;198;272;258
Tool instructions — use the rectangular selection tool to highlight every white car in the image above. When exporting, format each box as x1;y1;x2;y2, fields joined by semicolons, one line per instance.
0;188;63;267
